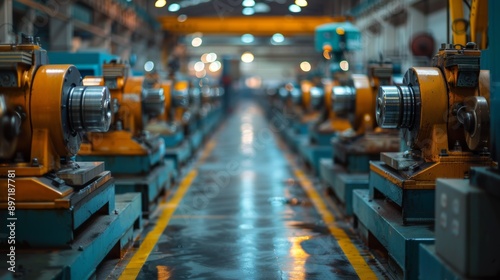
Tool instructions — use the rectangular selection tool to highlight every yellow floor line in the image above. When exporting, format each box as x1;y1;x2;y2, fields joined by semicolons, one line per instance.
119;138;217;279
293;168;379;280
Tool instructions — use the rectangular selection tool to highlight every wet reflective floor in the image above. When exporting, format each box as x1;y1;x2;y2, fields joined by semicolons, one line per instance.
133;102;383;279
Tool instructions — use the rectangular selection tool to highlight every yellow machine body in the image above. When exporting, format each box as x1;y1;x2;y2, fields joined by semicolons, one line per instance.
0;40;111;209
174;80;190;124
80;68;148;156
158;80;173;122
316;78;351;134
375;44;494;190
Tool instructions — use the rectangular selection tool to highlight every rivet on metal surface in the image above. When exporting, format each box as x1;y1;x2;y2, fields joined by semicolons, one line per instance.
403;150;411;158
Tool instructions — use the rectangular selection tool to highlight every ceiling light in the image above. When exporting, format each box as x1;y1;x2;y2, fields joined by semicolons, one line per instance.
206;53;217;63
295;0;308;7
241;52;254;63
300;61;311;72
242;0;255;7
195;69;207;78
168;3;181;12
241;34;254;44
340;60;349;71
289;4;301;13
191;37;202;47
155;0;167;8
254;3;270;13
194;61;205;72
242;7;255;15
177;14;187;22
209;61;222;72
201;53;208;63
144;61;154;72
272;33;285;43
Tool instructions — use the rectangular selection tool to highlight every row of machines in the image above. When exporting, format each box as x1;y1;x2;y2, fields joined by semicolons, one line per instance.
0;34;225;279
264;0;499;279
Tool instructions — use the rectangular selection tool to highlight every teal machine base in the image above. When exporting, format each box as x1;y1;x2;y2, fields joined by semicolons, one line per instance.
188;129;204;152
310;130;335;146
78;148;170;215
319;158;336;188
369;161;435;224
165;139;191;170
327;134;399;216
298;129;334;175
161;131;184;148
319;159;368;215
298;143;332;176
114;161;171;216
0;193;142;280
353;189;434;280
283;128;308;152
0;170;115;247
165;139;192;170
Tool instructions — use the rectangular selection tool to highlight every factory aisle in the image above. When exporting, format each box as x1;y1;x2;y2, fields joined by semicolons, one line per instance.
121;101;382;279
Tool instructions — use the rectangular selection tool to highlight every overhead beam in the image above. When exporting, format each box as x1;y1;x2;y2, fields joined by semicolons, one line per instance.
158;16;350;36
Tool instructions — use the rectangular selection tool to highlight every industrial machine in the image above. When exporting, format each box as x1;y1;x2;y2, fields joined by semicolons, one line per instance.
147;77;193;170
199;79;224;139
418;0;500;278
0;36;141;279
78;61;170;215
282;80;326;153
353;42;494;279
299;22;361;175
320;61;400;215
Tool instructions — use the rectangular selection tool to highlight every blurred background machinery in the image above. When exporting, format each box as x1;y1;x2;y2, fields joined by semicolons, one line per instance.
319;60;401;215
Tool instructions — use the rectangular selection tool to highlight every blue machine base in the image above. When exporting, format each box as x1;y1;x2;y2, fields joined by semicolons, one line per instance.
319;158;336;188
114;162;170;216
161;131;184;148
310;131;335;146
201;111;219;139
165;139;192;170
284;128;308;152
298;143;332;176
370;161;435;223
165;159;179;184
333;169;368;216
0;179;115;247
419;244;466;280
189;129;204;152
319;159;369;216
0;193;142;280
292;120;310;135
77;148;164;175
353;190;434;280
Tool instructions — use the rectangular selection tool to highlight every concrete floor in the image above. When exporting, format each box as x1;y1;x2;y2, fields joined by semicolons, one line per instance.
128;102;383;279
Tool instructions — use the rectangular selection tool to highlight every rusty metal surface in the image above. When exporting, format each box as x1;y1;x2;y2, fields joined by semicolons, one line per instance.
135;102;376;279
